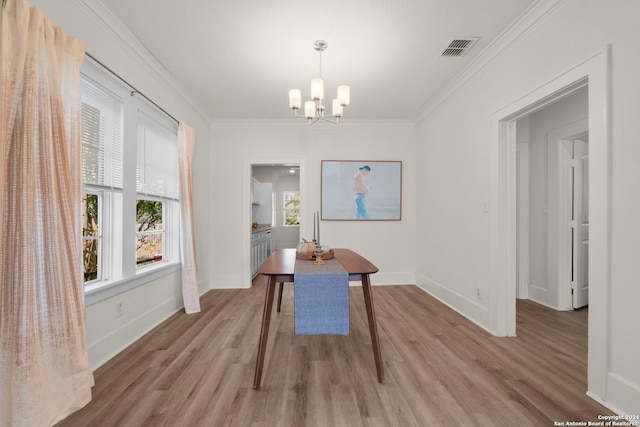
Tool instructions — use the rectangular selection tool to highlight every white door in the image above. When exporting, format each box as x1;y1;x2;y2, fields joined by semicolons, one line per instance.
572;138;589;309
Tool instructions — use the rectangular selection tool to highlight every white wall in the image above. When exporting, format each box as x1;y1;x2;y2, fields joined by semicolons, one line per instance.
209;121;417;289
526;88;588;308
415;0;640;414
30;0;213;368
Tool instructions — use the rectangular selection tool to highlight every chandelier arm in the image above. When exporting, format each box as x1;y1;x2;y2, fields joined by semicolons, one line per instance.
318;115;339;124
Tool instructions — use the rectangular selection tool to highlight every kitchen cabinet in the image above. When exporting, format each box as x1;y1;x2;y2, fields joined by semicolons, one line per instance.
252;180;273;225
251;177;261;205
251;228;273;278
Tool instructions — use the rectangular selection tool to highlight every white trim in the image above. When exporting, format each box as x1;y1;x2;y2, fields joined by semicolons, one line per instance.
368;271;416;286
527;284;548;305
516;142;530;300
86;269;183;369
74;0;211;126
488;118;518;337
415;273;491;334
490;46;611;401
603;373;640;416
415;0;565;123
85;262;181;305
524;296;572;312
212;119;416;131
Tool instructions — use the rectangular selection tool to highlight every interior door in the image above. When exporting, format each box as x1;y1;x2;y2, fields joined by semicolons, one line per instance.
572;138;589;309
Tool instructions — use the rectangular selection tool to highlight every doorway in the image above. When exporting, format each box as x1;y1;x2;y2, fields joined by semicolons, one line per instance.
242;158;306;288
252;164;301;250
490;46;610;400
516;109;589;311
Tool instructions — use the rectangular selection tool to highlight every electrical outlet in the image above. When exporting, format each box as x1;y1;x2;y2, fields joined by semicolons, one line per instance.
476;287;482;300
116;301;124;317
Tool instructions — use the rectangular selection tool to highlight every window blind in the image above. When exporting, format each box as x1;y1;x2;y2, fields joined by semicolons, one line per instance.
136;111;178;200
80;76;124;189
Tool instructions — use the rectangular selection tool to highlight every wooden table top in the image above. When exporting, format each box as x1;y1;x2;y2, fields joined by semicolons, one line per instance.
258;248;378;276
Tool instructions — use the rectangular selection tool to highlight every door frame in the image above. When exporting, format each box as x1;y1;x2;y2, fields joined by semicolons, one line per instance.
489;46;610;399
549;121;588;310
516;142;530;300
242;158;306;288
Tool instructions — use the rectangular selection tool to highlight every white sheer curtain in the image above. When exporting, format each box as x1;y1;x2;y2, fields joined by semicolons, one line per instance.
1;0;94;425
178;121;201;313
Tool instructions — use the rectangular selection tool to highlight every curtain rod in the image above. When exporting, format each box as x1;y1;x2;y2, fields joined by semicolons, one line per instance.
85;52;179;125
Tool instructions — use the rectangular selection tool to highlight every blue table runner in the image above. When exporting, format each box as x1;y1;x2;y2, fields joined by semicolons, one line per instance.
294;257;349;335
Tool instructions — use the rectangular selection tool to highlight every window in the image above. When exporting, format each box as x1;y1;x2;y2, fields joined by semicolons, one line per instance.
80;69;123;284
136;111;179;269
283;191;300;226
80;60;180;294
136;199;164;267
82;192;101;282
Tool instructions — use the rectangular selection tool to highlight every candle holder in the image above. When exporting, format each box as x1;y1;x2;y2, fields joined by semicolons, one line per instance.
313;244;325;265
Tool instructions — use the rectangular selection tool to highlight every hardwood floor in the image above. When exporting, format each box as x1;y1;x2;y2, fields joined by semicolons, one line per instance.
57;278;612;426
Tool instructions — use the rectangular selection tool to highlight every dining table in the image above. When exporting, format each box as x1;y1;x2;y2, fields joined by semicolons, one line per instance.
253;248;384;389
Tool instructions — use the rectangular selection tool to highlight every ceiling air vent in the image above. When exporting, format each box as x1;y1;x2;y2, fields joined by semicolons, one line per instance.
441;38;479;57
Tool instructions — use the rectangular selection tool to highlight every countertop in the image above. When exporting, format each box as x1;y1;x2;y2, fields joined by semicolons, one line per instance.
252;224;272;234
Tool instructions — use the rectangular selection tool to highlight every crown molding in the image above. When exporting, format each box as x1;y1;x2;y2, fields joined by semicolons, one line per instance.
413;0;565;125
74;0;212;126
211;118;416;131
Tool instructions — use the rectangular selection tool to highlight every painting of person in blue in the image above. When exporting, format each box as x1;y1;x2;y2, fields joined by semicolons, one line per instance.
353;165;371;219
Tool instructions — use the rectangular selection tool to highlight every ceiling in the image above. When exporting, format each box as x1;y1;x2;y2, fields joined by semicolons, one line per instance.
101;0;536;122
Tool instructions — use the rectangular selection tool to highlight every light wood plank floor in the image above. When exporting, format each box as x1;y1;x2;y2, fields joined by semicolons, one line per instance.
57;277;612;426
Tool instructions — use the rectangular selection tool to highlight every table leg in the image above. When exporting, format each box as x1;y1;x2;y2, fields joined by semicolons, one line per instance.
276;282;284;313
361;274;385;383
253;276;277;389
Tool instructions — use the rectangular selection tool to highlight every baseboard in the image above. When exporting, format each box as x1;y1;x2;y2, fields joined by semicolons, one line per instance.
368;271;416;286
527;284;548;305
415;272;491;333
211;272;415;289
525;297;571;311
593;373;640;416
198;277;211;293
210;274;250;289
87;296;183;369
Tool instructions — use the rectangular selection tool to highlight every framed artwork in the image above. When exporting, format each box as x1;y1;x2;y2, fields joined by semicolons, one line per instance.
321;160;402;221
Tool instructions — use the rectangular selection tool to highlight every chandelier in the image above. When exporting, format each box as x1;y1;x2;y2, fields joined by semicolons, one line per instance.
288;40;350;125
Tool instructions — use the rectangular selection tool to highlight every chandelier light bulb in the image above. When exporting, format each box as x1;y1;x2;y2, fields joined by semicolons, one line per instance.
332;99;343;117
289;89;301;109
304;101;316;119
337;85;350;107
310;78;324;101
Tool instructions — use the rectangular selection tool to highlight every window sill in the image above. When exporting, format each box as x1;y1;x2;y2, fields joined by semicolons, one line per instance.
84;261;181;306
